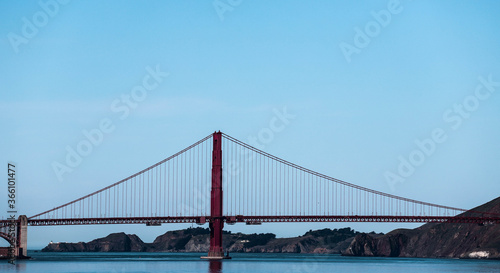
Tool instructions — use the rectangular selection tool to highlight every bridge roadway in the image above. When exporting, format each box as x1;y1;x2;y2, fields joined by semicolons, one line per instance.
2;215;500;227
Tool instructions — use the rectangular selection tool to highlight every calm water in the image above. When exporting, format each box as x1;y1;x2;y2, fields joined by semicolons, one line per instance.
1;251;500;273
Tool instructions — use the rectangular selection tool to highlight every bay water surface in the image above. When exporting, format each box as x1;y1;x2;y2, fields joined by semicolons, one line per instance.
1;251;500;272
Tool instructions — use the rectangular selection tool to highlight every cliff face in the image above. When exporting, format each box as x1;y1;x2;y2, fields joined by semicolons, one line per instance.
344;196;500;259
226;228;365;254
150;227;211;252
42;227;362;254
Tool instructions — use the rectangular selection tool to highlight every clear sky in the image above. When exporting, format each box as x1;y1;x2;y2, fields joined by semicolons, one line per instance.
1;0;500;249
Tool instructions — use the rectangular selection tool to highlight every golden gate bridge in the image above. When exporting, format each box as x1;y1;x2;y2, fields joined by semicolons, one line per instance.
2;131;499;259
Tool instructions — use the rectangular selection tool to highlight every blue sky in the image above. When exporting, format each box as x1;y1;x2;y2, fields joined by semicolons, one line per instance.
1;0;500;248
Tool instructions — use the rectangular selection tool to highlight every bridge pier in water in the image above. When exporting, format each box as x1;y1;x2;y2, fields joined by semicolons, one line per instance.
0;215;28;259
202;132;230;260
18;215;28;258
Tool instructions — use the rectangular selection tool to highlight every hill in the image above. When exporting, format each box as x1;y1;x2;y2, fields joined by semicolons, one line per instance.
343;196;500;259
42;227;365;254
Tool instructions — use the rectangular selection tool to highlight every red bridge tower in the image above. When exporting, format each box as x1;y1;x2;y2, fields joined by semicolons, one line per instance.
202;131;230;259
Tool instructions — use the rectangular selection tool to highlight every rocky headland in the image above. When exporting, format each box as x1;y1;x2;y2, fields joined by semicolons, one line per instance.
42;227;367;254
343;196;500;259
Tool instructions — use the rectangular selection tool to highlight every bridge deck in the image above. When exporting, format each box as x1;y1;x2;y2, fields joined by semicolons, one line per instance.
11;215;500;226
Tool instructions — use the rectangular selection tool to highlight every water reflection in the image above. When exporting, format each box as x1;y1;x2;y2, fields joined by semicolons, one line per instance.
208;260;222;273
0;261;26;272
15;262;26;271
